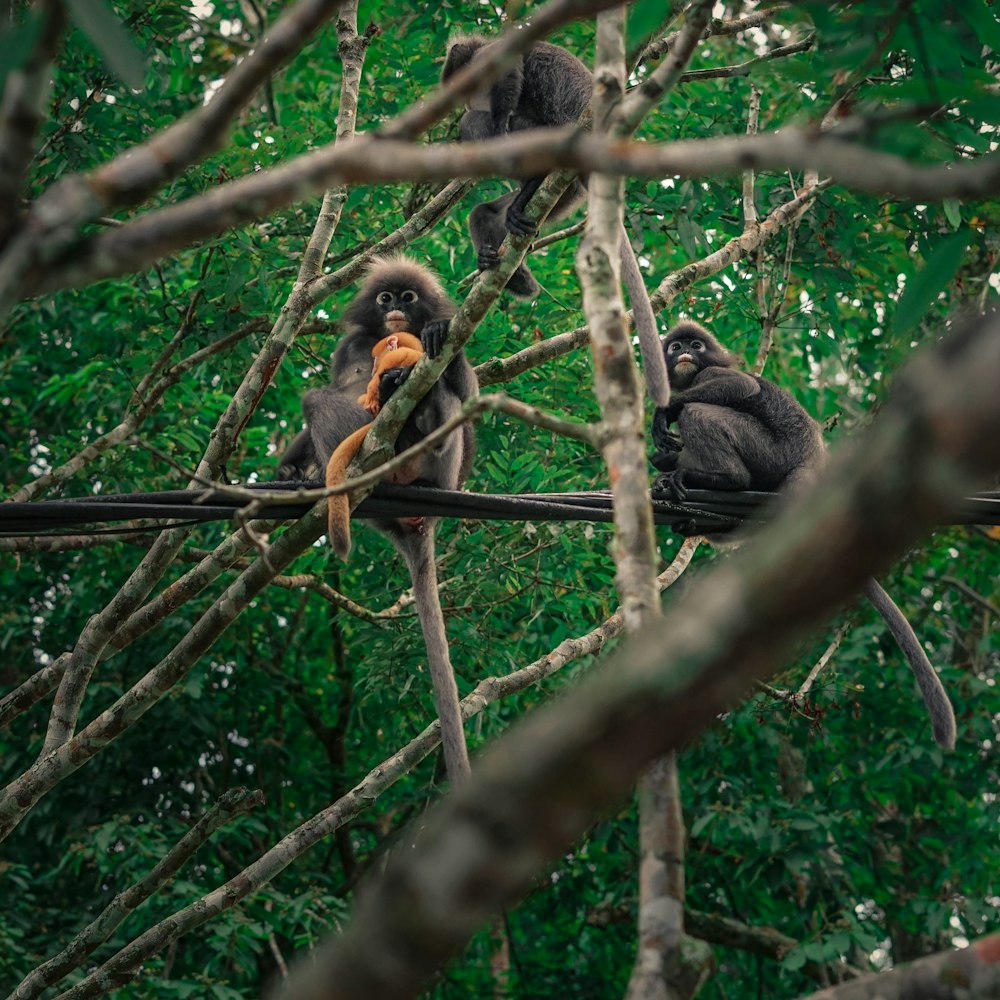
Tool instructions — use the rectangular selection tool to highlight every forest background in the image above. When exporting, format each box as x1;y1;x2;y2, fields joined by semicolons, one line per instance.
0;1;998;998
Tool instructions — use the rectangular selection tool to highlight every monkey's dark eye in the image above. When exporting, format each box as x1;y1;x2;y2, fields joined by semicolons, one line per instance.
668;342;681;352
401;290;418;303
691;340;703;350
376;291;393;305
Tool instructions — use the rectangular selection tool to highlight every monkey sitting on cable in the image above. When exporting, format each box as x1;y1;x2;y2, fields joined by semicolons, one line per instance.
325;332;425;559
650;321;957;750
278;255;478;786
441;34;591;299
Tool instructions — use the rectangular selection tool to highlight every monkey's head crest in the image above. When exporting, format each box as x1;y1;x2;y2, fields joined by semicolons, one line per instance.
442;32;491;80
358;254;442;295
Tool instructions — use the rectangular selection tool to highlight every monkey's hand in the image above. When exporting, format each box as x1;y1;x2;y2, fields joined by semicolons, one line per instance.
651;422;682;456
421;319;451;359
651;405;683;448
378;365;413;406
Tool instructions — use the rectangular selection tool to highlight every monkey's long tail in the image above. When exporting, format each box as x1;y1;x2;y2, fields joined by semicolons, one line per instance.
325;424;372;559
619;223;670;409
398;529;471;786
863;578;957;750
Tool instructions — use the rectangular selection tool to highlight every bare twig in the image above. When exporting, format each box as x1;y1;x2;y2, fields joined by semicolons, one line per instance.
639;6;792;63
9;788;264;1000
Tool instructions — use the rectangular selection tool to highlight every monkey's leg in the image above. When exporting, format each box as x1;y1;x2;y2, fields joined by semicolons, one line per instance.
303;388;370;465
469;194;540;298
862;579;956;750
277;428;317;480
674;404;755;491
396;528;471;785
504;177;543;236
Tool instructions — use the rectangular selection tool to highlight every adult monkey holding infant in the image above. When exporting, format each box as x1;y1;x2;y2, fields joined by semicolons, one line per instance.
278;255;477;786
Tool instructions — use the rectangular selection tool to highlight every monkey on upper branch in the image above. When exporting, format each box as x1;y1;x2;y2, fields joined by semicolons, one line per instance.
324;331;425;559
650;321;957;750
442;35;591;300
442;34;671;406
278;256;478;785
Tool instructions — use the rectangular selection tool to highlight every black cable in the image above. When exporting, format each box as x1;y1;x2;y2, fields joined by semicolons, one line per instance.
1;483;998;538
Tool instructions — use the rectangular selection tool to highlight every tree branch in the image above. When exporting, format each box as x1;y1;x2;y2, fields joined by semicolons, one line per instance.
24;126;993;298
35;545;699;1000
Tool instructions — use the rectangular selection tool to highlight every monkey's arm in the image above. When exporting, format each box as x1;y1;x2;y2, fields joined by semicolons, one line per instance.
277;428;317;479
490;62;525;135
661;369;760;423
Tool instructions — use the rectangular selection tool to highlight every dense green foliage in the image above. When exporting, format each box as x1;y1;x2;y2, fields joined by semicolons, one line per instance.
0;1;997;998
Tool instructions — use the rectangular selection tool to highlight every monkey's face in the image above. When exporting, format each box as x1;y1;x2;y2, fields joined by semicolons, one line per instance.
374;288;425;334
664;335;707;389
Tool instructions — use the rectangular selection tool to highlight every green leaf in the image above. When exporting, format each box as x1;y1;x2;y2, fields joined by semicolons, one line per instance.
942;199;963;230
893;229;970;336
66;0;145;90
627;0;674;58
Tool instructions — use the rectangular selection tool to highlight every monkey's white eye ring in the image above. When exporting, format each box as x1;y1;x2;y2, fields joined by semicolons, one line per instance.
376;291;393;305
401;290;418;303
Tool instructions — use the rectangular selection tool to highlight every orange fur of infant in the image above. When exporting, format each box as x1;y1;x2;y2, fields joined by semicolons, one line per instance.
325;333;424;558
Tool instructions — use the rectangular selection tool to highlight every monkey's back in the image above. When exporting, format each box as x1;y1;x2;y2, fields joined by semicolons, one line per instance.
519;42;592;127
742;375;825;487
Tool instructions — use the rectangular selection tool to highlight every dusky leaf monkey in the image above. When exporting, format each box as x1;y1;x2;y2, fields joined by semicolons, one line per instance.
650;321;957;750
279;256;478;784
324;331;425;559
442;34;671;406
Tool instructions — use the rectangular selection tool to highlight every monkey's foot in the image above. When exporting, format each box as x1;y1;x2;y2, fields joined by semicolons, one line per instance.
653;470;688;501
505;205;538;237
650;449;680;473
478;244;502;271
507;264;541;299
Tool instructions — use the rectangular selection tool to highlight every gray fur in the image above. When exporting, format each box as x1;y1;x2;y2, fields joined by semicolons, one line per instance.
443;35;591;298
277;256;477;784
652;321;956;750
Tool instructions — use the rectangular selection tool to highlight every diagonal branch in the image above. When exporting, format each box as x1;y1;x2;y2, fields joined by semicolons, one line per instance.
34;543;699;1000
0;0;66;248
23;127;997;298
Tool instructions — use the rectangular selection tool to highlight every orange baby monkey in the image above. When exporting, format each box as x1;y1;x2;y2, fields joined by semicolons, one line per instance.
325;332;424;558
